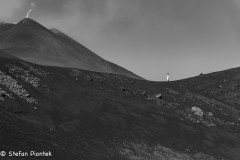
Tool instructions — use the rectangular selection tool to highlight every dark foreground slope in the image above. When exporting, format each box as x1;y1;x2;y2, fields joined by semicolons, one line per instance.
0;49;18;59
0;18;142;79
0;57;240;160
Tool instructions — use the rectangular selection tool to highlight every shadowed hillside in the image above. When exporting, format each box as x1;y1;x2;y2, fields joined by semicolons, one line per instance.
0;49;18;59
0;22;14;35
0;56;240;159
0;18;142;80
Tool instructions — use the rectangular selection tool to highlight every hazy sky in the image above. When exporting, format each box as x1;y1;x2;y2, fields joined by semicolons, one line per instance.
1;0;240;81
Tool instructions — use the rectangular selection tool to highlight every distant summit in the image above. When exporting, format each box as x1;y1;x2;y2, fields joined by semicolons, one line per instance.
0;18;142;79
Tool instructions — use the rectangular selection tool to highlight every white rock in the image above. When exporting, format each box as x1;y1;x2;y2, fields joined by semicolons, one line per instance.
191;106;203;117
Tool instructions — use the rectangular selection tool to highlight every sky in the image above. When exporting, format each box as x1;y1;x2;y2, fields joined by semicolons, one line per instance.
1;0;240;81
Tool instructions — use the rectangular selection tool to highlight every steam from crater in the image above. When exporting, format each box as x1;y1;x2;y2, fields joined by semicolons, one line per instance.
25;2;35;18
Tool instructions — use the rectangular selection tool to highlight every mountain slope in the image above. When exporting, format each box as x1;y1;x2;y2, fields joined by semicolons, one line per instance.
0;49;18;59
0;56;240;160
0;18;142;79
0;22;14;35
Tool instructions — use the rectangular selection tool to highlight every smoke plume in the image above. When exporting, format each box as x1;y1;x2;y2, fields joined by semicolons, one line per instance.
25;2;35;18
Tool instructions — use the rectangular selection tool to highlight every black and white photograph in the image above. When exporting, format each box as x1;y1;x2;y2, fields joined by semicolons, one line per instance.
0;0;240;159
